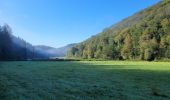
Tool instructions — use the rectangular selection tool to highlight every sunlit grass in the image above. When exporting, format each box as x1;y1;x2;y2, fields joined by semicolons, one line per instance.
0;61;170;100
79;61;170;70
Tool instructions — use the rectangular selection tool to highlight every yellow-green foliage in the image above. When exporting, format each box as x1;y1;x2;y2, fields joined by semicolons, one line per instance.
67;0;170;61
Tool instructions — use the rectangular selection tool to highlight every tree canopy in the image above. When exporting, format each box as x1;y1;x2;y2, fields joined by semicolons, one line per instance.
67;0;170;61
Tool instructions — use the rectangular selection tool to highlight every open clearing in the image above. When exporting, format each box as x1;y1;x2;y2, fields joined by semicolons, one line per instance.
0;61;170;100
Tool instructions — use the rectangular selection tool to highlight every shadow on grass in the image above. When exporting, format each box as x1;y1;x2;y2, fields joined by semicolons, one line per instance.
0;61;170;100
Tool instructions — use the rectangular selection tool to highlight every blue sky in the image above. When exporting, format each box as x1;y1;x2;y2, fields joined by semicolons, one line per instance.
0;0;160;48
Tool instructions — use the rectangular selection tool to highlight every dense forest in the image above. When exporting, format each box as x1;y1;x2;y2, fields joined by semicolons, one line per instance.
67;0;170;61
0;24;47;60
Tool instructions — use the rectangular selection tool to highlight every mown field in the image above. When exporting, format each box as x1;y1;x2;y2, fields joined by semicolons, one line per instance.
0;61;170;100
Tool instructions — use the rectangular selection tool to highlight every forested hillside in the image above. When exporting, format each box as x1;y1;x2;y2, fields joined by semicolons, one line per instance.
67;0;170;61
0;24;48;60
0;24;76;60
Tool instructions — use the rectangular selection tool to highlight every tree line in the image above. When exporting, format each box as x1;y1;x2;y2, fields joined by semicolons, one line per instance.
0;24;47;60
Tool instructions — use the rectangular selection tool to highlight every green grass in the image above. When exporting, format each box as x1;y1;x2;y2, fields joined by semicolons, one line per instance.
0;61;170;100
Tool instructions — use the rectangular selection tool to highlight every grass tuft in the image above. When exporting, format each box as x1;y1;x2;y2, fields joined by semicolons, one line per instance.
151;87;168;98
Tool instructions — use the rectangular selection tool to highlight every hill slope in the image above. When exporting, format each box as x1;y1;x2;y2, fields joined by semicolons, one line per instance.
67;0;170;61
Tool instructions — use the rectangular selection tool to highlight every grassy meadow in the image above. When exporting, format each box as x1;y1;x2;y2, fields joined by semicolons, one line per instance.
0;61;170;100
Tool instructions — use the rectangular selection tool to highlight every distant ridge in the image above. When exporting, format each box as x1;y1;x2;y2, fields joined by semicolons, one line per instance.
35;43;76;57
